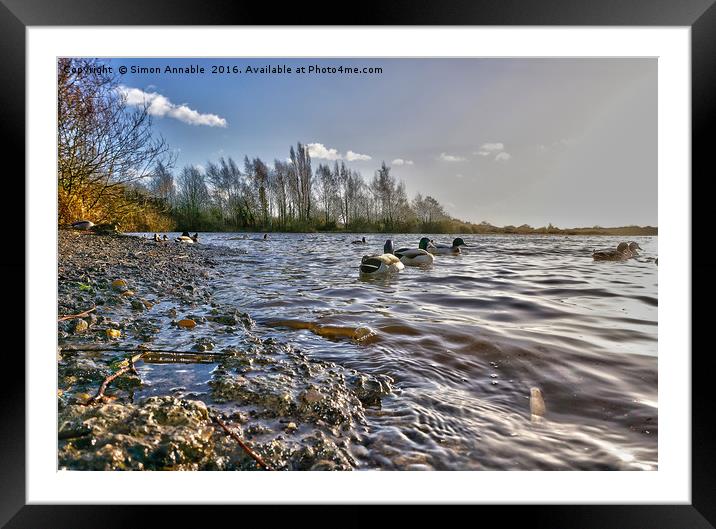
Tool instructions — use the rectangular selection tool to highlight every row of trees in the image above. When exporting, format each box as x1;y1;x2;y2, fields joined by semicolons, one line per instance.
58;57;461;233
143;152;454;233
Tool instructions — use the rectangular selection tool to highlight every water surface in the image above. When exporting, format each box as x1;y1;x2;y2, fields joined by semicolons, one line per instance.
140;232;658;470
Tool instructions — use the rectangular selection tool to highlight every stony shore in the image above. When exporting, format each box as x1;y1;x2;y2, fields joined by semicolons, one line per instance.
57;230;392;470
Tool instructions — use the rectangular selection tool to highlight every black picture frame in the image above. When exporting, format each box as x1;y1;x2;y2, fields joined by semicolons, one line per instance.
4;0;709;526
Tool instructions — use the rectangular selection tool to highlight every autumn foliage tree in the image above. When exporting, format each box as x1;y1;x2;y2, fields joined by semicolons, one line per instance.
57;58;171;226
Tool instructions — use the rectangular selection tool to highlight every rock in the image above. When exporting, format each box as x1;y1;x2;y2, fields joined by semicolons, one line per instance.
111;279;127;290
131;300;145;311
301;388;324;404
177;319;196;329
72;319;89;334
122;290;135;297
106;329;121;339
141;299;154;310
285;422;298;432
310;459;338;471
530;387;546;418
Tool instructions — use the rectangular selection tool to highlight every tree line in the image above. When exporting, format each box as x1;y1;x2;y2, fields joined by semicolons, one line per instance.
144;153;456;233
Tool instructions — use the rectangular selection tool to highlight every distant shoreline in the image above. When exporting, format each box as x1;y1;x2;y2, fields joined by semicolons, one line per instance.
157;226;658;236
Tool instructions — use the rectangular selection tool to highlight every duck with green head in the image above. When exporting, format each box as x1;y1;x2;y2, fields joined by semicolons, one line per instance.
427;237;468;255
385;237;434;266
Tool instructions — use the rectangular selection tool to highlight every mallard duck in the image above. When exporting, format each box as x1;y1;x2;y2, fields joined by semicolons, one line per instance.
176;231;194;243
71;220;94;230
627;241;642;257
427;237;467;255
351;236;367;245
359;253;404;275
592;242;629;261
385;238;434;266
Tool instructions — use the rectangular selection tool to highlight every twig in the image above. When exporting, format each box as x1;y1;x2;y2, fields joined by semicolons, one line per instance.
62;347;225;355
85;352;146;405
58;307;96;322
211;415;273;471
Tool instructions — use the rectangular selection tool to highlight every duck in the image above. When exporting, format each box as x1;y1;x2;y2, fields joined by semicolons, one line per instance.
153;233;161;242
71;220;94;230
359;253;404;275
427;237;467;255
192;232;199;243
385;238;434;266
162;234;168;241
592;242;629;261
176;231;194;243
626;241;642;257
351;236;367;245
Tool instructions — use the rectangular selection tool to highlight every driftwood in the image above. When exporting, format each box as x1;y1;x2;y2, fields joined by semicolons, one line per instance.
211;415;273;471
61;346;226;355
58;307;96;322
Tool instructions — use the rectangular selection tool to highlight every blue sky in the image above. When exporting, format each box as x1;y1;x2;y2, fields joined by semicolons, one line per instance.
105;58;656;227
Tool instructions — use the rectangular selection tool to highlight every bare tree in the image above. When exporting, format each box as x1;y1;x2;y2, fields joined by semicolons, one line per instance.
57;58;170;224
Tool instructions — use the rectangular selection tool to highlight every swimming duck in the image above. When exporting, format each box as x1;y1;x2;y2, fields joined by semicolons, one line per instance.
176;231;194;243
385;238;434;266
359;253;404;275
351;236;367;245
153;233;161;242
192;232;199;242
592;242;629;261
71;220;94;230
627;241;642;257
162;234;168;241
427;237;467;255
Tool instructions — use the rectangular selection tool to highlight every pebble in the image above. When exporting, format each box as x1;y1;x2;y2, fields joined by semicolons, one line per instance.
72;319;89;333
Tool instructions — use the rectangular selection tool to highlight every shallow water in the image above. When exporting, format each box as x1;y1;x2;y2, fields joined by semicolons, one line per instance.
134;233;658;470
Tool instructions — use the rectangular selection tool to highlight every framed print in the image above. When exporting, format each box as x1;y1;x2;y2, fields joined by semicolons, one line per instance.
4;0;711;526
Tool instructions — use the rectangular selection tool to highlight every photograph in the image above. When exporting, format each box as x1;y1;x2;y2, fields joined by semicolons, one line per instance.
55;56;658;472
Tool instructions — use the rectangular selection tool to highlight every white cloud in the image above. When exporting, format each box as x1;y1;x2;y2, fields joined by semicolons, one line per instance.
474;142;506;157
118;86;227;127
495;152;512;161
306;143;342;160
480;142;504;151
306;143;372;162
392;158;414;166
439;152;466;162
346;150;372;161
456;173;464;179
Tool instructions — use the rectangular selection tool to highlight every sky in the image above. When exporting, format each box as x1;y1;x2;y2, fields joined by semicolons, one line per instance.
102;57;657;228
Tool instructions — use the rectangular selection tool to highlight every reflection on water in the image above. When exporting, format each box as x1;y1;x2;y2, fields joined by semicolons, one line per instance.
148;232;659;470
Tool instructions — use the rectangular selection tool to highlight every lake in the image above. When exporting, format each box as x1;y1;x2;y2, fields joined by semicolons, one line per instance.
134;232;658;470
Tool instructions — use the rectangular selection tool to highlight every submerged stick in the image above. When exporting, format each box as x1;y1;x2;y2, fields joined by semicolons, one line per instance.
58;307;96;322
211;415;273;471
85;352;146;405
62;347;227;356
